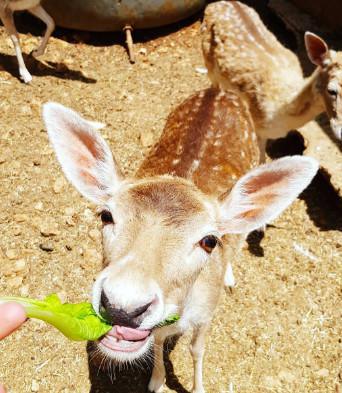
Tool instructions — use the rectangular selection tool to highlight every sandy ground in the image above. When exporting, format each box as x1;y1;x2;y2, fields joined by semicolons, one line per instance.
0;4;341;393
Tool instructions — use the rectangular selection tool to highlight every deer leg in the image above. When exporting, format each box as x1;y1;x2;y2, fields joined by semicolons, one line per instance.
190;324;209;393
257;136;267;163
0;9;32;83
28;4;55;57
224;262;235;290
148;337;165;393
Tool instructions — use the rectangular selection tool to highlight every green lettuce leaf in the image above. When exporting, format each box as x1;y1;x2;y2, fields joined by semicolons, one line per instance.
0;294;112;341
0;294;180;341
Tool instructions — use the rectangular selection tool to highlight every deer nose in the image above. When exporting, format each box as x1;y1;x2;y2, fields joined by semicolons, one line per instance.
100;291;153;328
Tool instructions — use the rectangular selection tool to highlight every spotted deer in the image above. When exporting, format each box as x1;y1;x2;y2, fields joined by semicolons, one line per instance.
0;0;55;83
202;1;342;160
43;88;318;393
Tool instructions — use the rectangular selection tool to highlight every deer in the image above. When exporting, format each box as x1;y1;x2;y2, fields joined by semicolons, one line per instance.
201;1;342;160
0;0;55;83
42;88;318;393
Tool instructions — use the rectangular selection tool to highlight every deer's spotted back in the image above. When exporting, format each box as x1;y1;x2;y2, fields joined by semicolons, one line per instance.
137;88;259;196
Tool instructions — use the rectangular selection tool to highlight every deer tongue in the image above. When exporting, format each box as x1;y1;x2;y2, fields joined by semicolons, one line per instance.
107;325;150;341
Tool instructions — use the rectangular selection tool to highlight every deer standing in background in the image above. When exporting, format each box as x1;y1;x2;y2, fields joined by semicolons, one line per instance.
43;89;318;393
0;0;55;83
202;1;342;160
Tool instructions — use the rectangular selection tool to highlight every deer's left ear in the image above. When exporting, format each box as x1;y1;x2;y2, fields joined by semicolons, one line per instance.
218;156;319;234
305;32;331;67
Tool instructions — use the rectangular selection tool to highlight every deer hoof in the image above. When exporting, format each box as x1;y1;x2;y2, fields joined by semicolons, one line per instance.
20;69;32;83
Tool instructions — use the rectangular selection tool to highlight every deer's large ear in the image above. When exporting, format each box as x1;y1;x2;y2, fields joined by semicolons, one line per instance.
43;102;122;204
218;156;318;234
305;32;330;67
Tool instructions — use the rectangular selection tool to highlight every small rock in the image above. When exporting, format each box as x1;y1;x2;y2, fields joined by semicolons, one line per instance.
5;249;18;260
83;208;94;222
278;370;296;383
65;216;75;227
14;213;29;223
89;229;101;241
0;157;6;164
39;221;60;237
195;66;208;74
7;276;23;289
53;177;65;194
65;207;75;216
13;259;26;272
140;130;154;147
34;201;44;211
39;243;54;252
31;379;39;392
20;285;30;297
12;226;22;236
316;368;329;378
20;105;32;115
262;376;281;389
139;47;147;55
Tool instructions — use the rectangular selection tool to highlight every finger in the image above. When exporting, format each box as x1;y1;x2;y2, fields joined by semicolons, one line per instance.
0;384;6;393
0;302;27;339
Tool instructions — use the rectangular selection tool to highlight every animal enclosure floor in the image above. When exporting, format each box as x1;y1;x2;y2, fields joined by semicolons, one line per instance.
0;9;341;393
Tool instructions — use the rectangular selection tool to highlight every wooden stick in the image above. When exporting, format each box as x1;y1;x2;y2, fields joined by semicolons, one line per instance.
123;25;135;63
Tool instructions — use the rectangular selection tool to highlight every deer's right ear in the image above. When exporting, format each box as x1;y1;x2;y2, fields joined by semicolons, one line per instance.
43;102;122;204
305;32;330;67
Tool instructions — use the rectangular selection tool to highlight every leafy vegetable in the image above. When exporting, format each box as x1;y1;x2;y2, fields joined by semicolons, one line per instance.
0;294;180;341
156;313;180;327
0;294;111;341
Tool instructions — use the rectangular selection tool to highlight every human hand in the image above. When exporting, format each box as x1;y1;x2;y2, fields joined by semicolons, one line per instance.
0;302;27;393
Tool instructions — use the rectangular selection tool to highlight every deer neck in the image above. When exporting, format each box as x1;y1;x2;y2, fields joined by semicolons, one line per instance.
263;68;325;138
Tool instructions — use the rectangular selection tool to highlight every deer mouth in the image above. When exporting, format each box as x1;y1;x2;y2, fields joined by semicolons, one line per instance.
99;325;152;353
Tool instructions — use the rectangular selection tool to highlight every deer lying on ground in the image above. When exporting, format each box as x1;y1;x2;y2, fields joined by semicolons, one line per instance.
43;89;318;393
202;1;342;160
0;0;55;83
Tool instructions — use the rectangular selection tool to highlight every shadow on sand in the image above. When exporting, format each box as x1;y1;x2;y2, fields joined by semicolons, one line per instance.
87;337;189;393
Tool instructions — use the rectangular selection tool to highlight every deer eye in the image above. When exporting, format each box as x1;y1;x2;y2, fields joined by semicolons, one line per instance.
100;210;114;225
199;235;219;253
327;86;338;97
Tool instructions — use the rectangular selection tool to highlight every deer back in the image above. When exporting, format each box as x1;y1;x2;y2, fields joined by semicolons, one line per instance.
137;88;259;197
201;1;303;124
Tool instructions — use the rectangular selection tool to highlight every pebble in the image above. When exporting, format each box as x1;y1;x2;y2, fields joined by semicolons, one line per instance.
65;207;75;216
39;243;54;252
53;177;65;194
5;249;18;260
40;221;60;237
34;201;44;211
13;259;26;272
14;213;29;223
7;276;23;289
262;376;281;388
13;226;22;236
83;208;94;222
140;130;154;147
20;285;30;297
278;370;296;383
31;379;39;392
316;368;329;377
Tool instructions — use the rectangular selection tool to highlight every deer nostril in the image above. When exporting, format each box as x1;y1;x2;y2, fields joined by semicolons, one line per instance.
100;290;153;328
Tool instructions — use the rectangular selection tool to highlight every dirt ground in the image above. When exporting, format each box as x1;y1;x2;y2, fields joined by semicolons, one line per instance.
0;4;341;393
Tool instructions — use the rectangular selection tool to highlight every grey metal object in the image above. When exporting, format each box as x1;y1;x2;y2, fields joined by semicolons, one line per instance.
42;0;206;32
